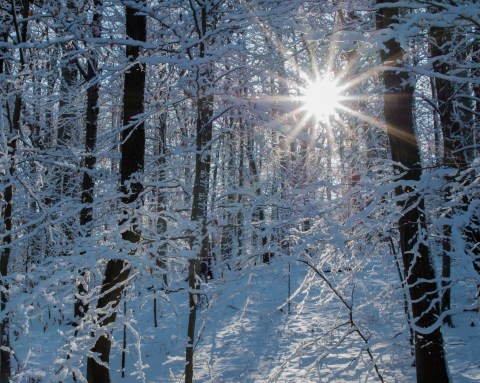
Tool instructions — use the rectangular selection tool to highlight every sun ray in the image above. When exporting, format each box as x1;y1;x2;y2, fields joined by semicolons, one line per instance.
297;76;344;123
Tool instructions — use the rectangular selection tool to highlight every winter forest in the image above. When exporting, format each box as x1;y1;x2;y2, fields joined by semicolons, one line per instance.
1;0;480;382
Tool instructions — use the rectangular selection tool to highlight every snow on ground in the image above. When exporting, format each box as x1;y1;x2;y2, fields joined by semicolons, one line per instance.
11;255;480;382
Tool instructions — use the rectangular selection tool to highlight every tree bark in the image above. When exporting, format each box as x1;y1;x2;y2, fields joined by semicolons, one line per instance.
473;35;480;159
429;21;462;328
77;0;102;322
154;109;169;285
1;2;29;380
246;125;268;255
471;37;480;291
0;8;11;380
376;2;450;382
55;0;80;254
185;3;214;382
86;4;146;382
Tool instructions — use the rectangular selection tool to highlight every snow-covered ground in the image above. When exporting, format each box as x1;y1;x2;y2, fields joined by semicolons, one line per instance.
11;256;480;382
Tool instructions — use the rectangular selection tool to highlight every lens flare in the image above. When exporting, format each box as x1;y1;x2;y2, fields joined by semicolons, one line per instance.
300;78;342;121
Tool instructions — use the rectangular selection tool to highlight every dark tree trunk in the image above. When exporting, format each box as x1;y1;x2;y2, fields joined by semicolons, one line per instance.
246;125;268;254
376;2;450;383
474;36;480;158
236;124;245;263
80;0;102;230
0;10;11;381
1;2;29;380
185;95;214;382
220;128;236;263
0;154;14;383
86;5;146;383
86;259;131;383
430;23;467;327
155;111;169;285
55;1;80;254
277;132;289;247
468;34;480;294
76;0;102;322
185;80;214;383
185;4;214;382
1;94;22;383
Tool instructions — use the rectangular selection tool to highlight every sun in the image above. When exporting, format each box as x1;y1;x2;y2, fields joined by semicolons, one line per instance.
299;78;342;121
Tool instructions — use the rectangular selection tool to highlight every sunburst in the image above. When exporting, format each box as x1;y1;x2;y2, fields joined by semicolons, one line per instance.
298;77;344;122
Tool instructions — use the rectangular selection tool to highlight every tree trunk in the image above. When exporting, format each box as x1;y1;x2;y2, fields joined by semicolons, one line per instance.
86;4;146;383
77;0;102;322
471;37;480;291
246;125;268;255
473;35;480;159
185;92;214;383
0;11;11;381
87;259;131;383
155;111;169;285
1;2;29;380
430;22;467;327
277;132;289;249
461;30;480;295
185;3;214;382
220;128;236;264
55;1;80;255
236;124;245;264
376;2;450;382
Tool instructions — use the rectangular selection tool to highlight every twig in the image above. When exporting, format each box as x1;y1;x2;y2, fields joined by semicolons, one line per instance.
298;258;385;383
